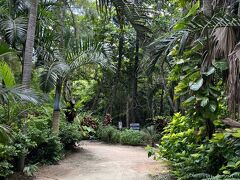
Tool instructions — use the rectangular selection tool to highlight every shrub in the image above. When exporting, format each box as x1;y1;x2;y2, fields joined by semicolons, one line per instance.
97;125;120;143
0;144;17;177
142;125;162;147
26;115;64;164
27;134;63;164
148;113;240;179
59;121;82;149
120;129;145;146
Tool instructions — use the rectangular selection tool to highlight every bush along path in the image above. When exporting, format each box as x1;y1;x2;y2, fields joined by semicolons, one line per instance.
35;141;169;180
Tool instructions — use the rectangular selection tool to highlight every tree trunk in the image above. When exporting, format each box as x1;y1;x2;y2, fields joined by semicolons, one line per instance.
202;0;215;138
18;0;38;172
22;0;38;88
202;0;212;17
126;97;130;128
52;79;62;134
106;23;124;115
160;89;164;115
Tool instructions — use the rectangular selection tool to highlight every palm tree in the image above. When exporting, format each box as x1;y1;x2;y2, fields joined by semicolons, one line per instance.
40;41;112;134
22;0;38;88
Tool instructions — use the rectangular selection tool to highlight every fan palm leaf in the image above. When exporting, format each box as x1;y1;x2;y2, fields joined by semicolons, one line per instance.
0;16;28;45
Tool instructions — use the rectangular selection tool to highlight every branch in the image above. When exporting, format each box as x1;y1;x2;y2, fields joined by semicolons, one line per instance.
222;118;240;128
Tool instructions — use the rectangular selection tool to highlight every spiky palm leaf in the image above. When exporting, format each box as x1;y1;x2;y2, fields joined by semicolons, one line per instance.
0;85;42;105
186;13;240;33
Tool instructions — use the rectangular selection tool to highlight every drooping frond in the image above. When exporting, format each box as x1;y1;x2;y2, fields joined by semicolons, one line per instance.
39;61;68;93
213;27;236;58
145;31;186;73
0;85;42;105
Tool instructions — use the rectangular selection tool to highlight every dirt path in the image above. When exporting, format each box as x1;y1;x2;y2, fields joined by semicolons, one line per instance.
35;141;168;180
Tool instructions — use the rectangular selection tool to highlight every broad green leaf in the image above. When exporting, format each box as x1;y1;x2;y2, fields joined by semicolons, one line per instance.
173;1;200;30
213;60;228;71
209;103;217;112
184;96;195;103
200;97;209;107
203;67;215;76
189;78;203;91
185;0;200;18
176;59;185;64
0;61;15;87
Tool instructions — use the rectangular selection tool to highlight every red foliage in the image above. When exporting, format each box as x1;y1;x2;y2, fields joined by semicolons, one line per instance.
82;116;97;129
103;114;112;126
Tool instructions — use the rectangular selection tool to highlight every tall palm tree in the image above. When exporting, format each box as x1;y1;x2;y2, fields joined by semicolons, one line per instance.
40;42;112;134
22;0;38;88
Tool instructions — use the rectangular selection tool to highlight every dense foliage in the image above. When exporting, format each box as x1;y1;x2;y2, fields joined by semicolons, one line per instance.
1;0;240;179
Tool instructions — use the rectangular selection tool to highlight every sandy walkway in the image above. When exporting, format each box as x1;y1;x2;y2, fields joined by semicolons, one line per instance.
35;141;168;180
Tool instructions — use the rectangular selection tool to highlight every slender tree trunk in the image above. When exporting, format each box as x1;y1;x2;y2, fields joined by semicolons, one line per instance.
160;89;164;115
51;0;66;134
131;33;140;123
22;0;38;88
106;24;124;115
126;97;130;128
147;76;154;119
52;79;62;134
202;0;215;139
91;79;103;111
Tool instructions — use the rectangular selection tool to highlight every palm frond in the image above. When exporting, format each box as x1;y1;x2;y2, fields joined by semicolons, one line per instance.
96;0;152;37
69;42;114;71
145;31;185;73
186;13;240;33
0;85;42;105
213;27;236;58
39;61;68;92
